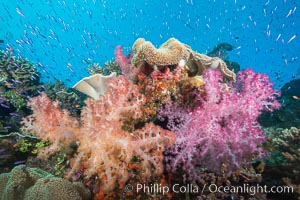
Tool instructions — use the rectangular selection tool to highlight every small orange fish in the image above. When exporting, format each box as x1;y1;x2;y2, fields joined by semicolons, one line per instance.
292;95;299;100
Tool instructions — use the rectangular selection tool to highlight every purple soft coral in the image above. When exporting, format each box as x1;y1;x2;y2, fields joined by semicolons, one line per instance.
159;68;280;179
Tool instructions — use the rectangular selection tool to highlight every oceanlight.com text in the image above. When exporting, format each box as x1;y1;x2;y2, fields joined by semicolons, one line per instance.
208;183;293;196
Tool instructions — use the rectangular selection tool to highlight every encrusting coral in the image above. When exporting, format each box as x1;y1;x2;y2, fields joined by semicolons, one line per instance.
0;165;90;200
22;75;175;194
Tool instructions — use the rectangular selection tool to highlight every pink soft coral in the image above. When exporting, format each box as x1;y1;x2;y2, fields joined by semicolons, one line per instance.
114;45;138;80
158;68;280;178
22;76;175;193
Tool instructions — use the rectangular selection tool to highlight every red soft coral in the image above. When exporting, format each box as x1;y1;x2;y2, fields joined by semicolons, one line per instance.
21;93;79;159
22;76;175;193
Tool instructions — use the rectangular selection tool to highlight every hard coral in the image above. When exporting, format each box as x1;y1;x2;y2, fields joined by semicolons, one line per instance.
0;50;42;132
87;60;121;76
0;165;90;200
159;68;280;178
22;76;175;194
24;177;91;200
266;127;300;199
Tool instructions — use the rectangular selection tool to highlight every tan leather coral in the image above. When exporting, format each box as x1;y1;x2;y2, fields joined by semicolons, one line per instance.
131;37;236;81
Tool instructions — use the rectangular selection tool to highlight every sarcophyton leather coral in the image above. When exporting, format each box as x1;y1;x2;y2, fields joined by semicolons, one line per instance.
131;37;236;81
22;76;175;193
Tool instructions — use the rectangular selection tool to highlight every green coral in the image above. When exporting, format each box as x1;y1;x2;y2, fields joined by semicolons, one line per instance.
0;50;43;133
53;152;69;177
2;90;26;111
0;165;91;200
16;139;33;153
87;60;121;76
15;139;49;155
0;51;40;85
263;127;300;199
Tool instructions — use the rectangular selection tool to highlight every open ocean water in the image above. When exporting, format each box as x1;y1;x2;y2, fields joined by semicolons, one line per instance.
0;0;299;87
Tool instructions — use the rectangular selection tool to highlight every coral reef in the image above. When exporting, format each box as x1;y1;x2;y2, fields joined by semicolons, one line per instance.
158;68;280;178
0;164;91;200
259;78;300;128
21;92;78;157
281;79;300;97
0;50;42;133
264;127;300;199
16;38;284;199
207;42;240;73
43;80;84;118
207;43;233;58
22;76;175;194
0;132;42;173
87;60;121;76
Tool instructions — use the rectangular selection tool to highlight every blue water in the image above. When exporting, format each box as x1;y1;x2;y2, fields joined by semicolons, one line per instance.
0;0;299;88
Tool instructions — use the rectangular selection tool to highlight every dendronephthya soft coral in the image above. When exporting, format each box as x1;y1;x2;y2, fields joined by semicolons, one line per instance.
22;75;175;193
158;68;281;180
